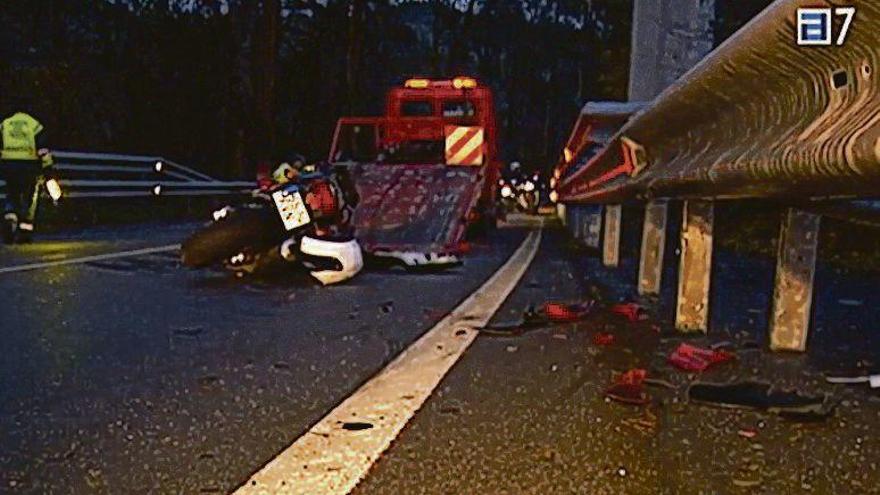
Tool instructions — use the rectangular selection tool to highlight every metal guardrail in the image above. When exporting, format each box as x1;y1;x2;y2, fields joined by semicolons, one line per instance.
0;150;254;200
552;0;880;354
557;0;880;204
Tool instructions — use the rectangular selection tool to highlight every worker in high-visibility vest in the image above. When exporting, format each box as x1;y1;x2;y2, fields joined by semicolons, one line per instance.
1;109;54;244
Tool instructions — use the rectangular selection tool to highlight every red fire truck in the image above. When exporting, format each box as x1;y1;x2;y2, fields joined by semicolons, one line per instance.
328;77;501;266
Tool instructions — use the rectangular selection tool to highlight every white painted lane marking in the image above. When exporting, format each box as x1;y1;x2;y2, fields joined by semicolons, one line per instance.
234;229;542;495
0;244;180;274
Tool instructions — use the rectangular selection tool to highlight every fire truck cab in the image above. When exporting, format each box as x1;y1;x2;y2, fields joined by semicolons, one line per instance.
328;77;501;265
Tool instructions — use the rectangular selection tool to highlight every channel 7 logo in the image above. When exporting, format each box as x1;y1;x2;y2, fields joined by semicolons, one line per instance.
797;7;856;46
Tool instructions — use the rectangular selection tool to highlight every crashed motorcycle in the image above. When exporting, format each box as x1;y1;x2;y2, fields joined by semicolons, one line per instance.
180;167;363;285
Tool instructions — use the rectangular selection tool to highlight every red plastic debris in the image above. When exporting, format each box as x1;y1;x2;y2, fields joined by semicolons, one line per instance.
738;429;758;439
668;343;735;372
610;303;646;323
619;369;647;385
604;369;650;405
544;300;596;322
593;332;616;346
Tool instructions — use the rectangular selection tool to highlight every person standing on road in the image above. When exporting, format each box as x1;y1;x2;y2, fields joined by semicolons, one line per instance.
1;107;54;244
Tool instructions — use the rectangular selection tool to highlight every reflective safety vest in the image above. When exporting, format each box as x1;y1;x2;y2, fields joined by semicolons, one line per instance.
1;112;44;162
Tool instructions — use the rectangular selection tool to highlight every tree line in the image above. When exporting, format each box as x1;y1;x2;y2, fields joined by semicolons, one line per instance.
0;0;768;178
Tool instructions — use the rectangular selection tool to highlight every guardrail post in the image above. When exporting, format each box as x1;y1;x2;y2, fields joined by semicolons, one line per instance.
603;204;622;267
675;200;714;332
769;209;821;352
638;200;668;295
584;209;603;249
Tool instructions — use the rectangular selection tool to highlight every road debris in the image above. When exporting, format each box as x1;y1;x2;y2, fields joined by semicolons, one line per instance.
668;343;735;372
480;299;605;335
688;381;835;420
621;408;659;435
732;478;761;488
738;429;758;439
544;300;597;322
610;303;646;322
838;299;863;307
826;373;880;389
605;369;650;406
643;378;676;390
479;305;546;335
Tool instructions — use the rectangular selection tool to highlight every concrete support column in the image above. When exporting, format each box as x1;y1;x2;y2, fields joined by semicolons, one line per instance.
675;200;714;332
770;209;821;352
603;204;622;267
638;200;668;295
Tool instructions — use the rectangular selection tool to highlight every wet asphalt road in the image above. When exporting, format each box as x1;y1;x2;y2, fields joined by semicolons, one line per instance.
3;217;880;494
355;220;880;495
0;221;525;493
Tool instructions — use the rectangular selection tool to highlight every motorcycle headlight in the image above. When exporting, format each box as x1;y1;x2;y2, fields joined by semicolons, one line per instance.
523;181;536;192
501;185;513;198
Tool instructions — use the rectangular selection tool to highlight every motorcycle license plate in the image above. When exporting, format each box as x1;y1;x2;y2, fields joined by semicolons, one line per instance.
272;189;311;231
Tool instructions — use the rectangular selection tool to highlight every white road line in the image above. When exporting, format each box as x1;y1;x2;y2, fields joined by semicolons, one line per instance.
234;229;543;495
0;244;181;274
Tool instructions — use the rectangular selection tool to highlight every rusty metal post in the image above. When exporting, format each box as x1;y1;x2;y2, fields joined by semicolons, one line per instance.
603;204;622;267
675;200;714;332
638;200;668;295
770;209;821;352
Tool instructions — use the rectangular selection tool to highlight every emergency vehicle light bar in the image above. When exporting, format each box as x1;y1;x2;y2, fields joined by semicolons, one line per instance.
452;77;477;89
404;78;431;89
404;77;479;89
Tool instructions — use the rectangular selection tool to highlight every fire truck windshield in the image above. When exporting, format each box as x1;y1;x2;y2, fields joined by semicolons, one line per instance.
442;100;476;118
400;100;433;117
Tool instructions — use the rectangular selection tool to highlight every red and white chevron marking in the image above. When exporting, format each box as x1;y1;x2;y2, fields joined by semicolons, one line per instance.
444;125;485;166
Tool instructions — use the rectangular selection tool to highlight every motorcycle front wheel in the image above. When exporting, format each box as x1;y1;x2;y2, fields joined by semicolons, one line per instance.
180;208;281;268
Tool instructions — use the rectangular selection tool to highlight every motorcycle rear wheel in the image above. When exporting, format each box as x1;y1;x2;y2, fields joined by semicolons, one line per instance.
181;208;281;268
